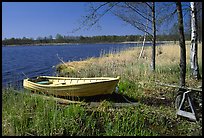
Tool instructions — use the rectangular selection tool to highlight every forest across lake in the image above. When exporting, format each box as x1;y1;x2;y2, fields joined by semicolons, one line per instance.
2;34;191;46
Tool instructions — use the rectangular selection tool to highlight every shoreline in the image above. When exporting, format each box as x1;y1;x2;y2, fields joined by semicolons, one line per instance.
55;41;201;75
2;41;180;47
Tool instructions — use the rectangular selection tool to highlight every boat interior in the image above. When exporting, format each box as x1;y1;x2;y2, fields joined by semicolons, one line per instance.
29;77;113;86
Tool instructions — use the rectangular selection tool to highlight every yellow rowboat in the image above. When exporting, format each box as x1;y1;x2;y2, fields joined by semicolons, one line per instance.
23;76;120;97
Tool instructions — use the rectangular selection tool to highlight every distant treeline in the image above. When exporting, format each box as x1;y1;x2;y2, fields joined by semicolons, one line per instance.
2;34;191;46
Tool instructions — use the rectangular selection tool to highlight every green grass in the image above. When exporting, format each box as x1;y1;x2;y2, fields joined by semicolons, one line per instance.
3;87;202;136
2;42;202;136
2;89;157;136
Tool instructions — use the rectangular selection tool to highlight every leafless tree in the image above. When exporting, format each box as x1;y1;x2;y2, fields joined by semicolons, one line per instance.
75;2;157;71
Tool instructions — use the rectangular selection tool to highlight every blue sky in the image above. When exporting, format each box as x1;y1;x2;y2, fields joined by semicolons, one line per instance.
2;2;142;39
2;2;190;40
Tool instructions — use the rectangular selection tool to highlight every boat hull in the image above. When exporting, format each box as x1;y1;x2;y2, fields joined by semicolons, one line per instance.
23;76;120;97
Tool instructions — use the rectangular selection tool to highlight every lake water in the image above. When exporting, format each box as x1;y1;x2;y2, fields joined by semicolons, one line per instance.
2;43;154;88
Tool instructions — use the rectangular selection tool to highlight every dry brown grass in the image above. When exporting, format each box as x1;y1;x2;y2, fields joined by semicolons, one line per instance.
56;42;202;84
154;42;202;66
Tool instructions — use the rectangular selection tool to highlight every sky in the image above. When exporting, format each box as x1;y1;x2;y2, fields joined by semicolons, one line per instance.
2;2;143;39
2;2;191;40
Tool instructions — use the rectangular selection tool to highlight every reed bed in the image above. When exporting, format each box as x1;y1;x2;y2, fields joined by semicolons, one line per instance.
2;42;202;136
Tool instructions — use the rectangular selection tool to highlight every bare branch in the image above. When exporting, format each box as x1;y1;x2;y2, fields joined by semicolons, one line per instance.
124;2;152;23
113;11;153;36
88;2;120;27
91;2;110;13
70;2;120;33
144;2;152;10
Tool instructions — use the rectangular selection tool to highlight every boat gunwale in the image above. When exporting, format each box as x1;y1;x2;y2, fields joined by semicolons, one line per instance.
38;76;120;80
24;76;120;88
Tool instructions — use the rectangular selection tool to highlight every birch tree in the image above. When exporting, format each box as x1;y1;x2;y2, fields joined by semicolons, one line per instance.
190;2;201;80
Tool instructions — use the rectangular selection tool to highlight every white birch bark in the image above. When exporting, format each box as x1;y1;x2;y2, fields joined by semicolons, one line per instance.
138;15;149;59
190;2;200;79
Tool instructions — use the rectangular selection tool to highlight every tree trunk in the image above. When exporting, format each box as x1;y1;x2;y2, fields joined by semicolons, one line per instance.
151;2;156;71
190;2;201;80
196;2;202;43
139;15;149;59
176;2;186;87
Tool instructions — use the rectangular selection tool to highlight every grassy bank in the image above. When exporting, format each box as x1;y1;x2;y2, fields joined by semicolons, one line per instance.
2;42;202;136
